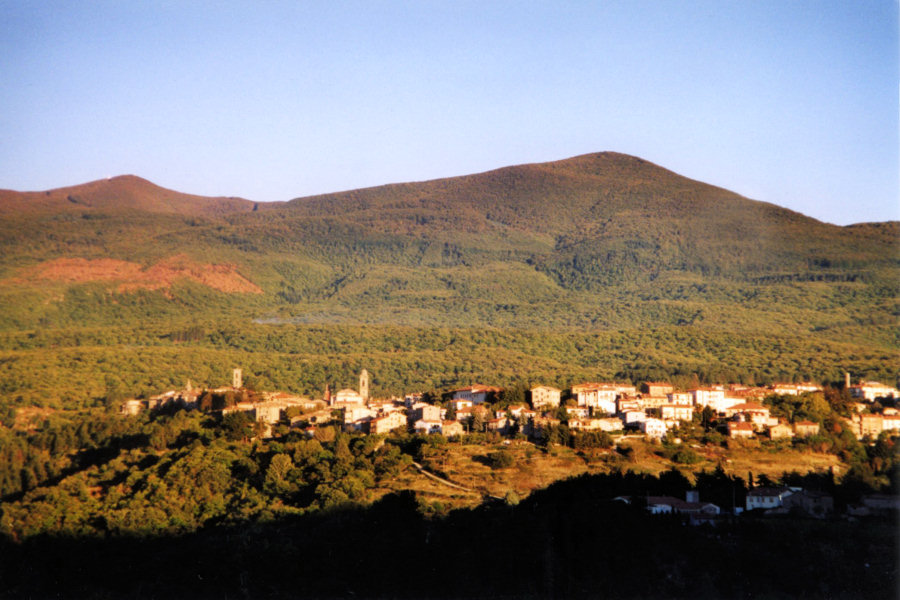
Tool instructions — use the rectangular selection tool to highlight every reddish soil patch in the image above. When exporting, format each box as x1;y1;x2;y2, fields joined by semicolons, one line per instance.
15;255;262;294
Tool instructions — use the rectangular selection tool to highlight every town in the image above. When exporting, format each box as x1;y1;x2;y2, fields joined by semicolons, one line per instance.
118;368;900;518
124;369;900;443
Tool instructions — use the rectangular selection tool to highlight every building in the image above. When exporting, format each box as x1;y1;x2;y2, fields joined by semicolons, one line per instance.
448;398;473;413
858;414;884;439
691;387;745;412
622;410;647;425
410;403;443;423
615;493;720;516
769;423;794;440
746;487;795;511
666;392;693;406
486;417;510;434
727;421;754;439
782;489;833;517
793;420;820;437
883;414;900;433
359;369;370;401
232;368;243;389
771;383;822;396
641;418;666;439
617;397;642;413
120;399;144;416
450;385;501;405
530;385;562;409
572;383;618;414
369;411;407;435
641;382;674;396
334;388;364;405
440;420;464;437
849;381;899;402
660;404;693;422
725;403;771;429
413;419;443;435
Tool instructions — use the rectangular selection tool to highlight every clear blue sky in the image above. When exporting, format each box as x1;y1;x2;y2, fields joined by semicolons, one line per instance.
1;1;897;225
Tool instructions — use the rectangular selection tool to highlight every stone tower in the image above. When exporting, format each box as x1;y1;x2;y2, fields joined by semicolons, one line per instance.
845;372;851;389
360;369;370;401
233;368;243;389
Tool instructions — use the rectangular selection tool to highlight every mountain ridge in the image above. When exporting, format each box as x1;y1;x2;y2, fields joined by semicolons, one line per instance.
0;174;255;217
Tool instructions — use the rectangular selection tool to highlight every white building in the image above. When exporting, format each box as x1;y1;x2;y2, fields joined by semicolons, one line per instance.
850;381;899;402
641;418;667;439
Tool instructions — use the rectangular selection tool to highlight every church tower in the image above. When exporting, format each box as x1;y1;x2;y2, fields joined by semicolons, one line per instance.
360;369;370;401
232;368;243;389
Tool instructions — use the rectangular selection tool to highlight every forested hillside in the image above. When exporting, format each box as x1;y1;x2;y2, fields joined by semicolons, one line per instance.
0;152;896;406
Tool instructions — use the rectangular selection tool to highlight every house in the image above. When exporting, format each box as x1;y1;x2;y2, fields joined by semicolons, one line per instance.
440;420;464;437
617;397;642;413
691;388;745;413
256;402;284;424
666;392;693;406
641;382;674;396
486;417;510;434
344;404;375;424
410;403;443;423
690;387;725;408
771;383;822;396
849;381;899;402
769;422;794;440
660;404;693;422
639;395;669;409
596;417;624;432
413;419;443;435
530;385;562;409
883;414;900;433
449;385;502;405
746;487;794;511
793;420;820;437
448;398;473;413
572;383;618;414
858;414;884;439
567;417;599;431
782;489;833;517
615;492;720;516
622;410;647;425
725;403;770;429
120;399;144;416
727;421;754;439
369;411;407;434
566;406;590;419
641;418;666;439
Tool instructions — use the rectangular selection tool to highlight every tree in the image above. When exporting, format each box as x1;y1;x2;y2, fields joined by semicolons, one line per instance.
221;411;252;442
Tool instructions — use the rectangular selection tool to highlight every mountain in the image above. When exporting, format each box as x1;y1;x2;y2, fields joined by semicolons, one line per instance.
0;152;896;404
0;174;254;217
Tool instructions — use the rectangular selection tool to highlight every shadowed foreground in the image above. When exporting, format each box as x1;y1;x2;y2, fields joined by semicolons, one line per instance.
1;474;896;600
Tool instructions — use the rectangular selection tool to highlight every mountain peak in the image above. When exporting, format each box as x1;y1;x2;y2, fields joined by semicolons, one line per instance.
0;175;254;217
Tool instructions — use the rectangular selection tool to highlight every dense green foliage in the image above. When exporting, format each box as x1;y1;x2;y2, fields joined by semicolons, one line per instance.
0;152;897;411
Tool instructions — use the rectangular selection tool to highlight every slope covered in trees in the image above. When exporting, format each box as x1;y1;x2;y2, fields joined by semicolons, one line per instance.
0;152;896;408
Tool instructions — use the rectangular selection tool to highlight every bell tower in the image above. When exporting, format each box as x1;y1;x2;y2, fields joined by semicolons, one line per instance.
232;368;243;389
360;369;370;401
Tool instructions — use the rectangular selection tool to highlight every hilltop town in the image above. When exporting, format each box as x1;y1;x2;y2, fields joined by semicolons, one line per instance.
126;369;900;446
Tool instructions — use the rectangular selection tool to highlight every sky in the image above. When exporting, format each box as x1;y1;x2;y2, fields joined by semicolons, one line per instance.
1;1;897;225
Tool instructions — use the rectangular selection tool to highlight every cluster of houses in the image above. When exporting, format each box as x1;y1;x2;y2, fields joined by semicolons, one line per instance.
614;485;898;522
122;368;900;443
